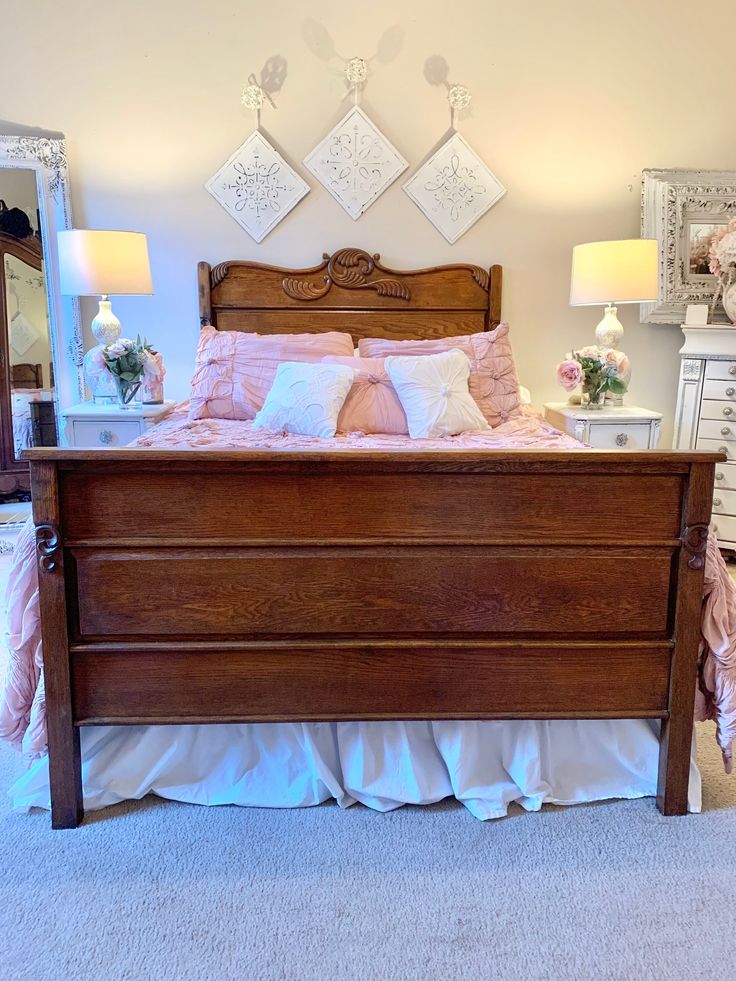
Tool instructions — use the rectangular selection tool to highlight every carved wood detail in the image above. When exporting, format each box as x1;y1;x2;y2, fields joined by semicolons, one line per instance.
682;523;709;569
36;523;60;573
282;249;412;302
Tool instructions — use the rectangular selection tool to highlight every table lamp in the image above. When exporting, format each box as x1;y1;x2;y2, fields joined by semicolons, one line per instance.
58;229;153;400
570;239;659;349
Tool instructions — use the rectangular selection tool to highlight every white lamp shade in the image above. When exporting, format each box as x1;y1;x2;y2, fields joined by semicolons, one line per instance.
570;239;658;306
57;229;153;296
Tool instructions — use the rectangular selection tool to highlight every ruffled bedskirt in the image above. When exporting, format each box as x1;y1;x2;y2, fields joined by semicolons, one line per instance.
9;718;701;820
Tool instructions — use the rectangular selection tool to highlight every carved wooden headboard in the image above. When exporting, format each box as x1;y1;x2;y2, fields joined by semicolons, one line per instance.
198;247;502;342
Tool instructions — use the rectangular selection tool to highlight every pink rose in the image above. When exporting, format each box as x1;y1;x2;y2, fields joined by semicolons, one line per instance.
556;358;584;392
604;349;631;383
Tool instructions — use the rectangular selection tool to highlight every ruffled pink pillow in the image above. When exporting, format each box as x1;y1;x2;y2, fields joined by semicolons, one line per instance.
358;323;522;428
322;356;408;435
189;327;355;420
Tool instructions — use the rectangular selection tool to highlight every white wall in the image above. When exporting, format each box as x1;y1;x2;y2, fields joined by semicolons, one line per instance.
3;0;736;443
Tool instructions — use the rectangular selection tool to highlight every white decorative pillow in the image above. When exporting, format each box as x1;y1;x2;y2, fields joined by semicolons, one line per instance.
252;361;355;438
384;349;490;438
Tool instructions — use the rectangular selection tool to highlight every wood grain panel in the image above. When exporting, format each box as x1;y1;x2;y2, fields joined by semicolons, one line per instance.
71;644;672;723
213;309;487;339
73;547;673;638
59;471;686;543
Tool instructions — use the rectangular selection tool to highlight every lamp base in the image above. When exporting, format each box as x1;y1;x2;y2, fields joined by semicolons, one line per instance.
594;304;624;349
84;295;122;400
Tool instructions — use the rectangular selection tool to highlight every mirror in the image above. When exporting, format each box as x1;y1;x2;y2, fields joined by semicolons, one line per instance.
0;136;83;494
0;170;56;463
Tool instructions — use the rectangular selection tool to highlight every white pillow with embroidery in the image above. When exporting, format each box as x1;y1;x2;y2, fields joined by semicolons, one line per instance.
384;349;490;438
252;361;355;438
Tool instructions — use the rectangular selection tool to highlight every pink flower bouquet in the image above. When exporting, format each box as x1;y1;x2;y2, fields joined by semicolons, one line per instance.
556;346;630;405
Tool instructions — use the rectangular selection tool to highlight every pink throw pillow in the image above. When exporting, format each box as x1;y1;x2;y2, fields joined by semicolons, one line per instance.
322;356;409;435
358;323;522;428
189;327;355;420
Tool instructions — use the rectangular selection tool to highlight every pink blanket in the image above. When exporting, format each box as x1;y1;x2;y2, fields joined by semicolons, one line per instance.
3;407;735;771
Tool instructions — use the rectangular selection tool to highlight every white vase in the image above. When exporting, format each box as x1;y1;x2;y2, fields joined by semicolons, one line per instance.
723;281;736;325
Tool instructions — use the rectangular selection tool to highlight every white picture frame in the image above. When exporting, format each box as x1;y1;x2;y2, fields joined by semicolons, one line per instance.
303;106;408;220
641;168;736;324
403;132;506;244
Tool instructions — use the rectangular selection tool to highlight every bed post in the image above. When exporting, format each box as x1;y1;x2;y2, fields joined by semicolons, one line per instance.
657;459;714;816
29;460;83;828
489;264;503;328
198;261;212;327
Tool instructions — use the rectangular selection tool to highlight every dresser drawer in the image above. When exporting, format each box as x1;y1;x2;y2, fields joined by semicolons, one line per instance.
699;399;736;422
71;420;140;447
705;361;736;381
711;513;736;544
697;419;736;441
586;423;652;449
697;437;736;460
714;461;736;489
712;487;736;516
703;379;736;401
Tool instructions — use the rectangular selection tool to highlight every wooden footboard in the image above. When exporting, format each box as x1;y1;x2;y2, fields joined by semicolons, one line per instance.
26;448;719;827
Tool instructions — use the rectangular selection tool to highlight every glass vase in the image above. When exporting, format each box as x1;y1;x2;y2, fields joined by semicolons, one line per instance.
581;387;606;410
113;375;142;409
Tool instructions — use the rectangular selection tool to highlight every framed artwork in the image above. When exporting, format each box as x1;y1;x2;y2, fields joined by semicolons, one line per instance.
303;106;408;220
206;131;309;243
641;168;736;324
403;132;506;244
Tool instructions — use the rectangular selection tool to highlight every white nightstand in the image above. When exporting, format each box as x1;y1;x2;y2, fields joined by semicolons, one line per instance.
543;402;662;449
61;401;176;448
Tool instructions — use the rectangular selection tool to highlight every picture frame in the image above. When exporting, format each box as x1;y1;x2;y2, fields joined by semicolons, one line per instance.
641;168;736;324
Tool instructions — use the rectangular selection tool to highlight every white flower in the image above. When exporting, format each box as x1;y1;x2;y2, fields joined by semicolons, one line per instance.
715;231;736;268
106;340;131;358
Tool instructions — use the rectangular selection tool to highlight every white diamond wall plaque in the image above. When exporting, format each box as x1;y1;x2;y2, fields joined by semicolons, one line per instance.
205;131;309;243
304;106;408;220
403;132;506;244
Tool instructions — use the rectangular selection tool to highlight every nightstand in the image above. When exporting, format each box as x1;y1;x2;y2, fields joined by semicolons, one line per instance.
543;403;662;449
61;401;176;448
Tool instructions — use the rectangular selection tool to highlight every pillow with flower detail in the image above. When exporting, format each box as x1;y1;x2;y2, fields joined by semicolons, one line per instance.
252;361;356;438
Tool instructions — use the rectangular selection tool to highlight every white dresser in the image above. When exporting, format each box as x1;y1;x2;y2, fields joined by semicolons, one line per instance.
61;401;175;448
673;324;736;551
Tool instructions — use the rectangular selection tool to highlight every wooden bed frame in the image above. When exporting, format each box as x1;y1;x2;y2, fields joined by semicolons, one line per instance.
25;247;720;828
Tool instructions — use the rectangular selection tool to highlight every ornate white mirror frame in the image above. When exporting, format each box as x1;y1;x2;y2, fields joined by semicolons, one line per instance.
0;135;84;413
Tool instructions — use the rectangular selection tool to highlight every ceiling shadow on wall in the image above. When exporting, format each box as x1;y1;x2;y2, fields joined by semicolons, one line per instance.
423;55;474;128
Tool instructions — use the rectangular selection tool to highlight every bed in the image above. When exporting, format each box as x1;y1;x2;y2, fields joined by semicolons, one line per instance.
13;247;728;828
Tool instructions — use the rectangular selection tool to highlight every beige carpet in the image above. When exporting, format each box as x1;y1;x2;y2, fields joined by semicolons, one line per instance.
1;551;735;980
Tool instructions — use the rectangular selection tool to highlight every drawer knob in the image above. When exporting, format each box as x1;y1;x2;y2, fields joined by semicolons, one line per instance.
727;387;735;397
615;432;629;447
725;407;733;416
730;366;736;376
719;446;729;453
721;427;731;436
99;429;114;446
714;498;722;507
716;472;724;480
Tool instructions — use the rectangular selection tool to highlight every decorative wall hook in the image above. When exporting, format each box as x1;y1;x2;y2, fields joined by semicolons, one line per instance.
344;56;368;105
447;83;472;112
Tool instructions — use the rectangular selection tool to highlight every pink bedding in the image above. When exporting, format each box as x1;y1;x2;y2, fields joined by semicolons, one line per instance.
2;405;735;773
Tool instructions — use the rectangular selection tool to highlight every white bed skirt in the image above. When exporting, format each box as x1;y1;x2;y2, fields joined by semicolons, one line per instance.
8;719;702;820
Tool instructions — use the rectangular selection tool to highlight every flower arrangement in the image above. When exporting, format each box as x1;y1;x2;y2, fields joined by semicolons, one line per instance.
709;218;736;323
556;345;631;407
102;336;163;406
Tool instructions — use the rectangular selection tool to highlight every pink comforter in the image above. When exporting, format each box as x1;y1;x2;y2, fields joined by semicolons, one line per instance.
3;407;735;771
